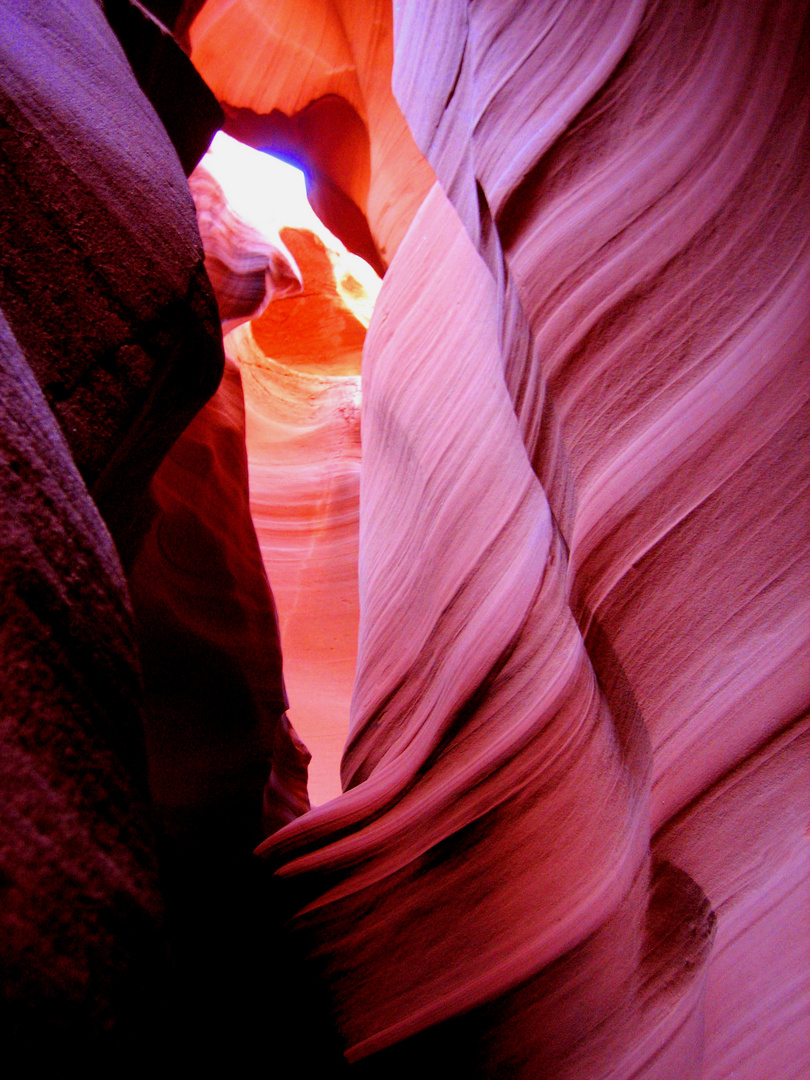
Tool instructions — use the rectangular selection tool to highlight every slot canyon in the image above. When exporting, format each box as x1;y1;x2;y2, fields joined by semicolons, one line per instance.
0;1;808;1076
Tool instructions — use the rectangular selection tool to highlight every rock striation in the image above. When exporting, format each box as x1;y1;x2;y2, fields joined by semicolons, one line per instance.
207;0;807;1075
0;0;807;1074
225;218;376;805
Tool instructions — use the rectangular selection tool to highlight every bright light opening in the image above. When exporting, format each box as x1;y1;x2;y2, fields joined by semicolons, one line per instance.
204;131;321;238
201;131;378;808
202;131;380;327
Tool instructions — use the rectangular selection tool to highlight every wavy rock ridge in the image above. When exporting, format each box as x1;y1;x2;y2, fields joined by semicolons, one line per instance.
0;0;807;1075
190;0;808;1075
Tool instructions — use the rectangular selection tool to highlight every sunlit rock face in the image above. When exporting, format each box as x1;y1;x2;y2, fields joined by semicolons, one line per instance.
227;223;377;805
182;0;810;1076
186;0;437;270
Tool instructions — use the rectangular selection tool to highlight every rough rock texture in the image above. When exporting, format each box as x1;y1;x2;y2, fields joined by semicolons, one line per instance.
0;0;219;1042
0;0;224;556
101;0;224;175
0;308;168;1053
224;0;808;1075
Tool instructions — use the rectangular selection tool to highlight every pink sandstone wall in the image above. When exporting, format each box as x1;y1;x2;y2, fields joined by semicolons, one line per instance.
188;0;809;1074
0;0;807;1074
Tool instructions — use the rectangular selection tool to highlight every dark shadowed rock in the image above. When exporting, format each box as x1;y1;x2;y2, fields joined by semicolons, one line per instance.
0;0;224;557
0;310;169;1054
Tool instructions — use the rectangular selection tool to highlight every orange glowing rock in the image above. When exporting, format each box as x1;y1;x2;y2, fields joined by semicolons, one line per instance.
187;0;436;270
226;221;378;805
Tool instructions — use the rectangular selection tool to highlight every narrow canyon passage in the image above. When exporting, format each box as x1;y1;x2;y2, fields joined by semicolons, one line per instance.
187;3;810;1075
0;1;807;1074
201;134;381;805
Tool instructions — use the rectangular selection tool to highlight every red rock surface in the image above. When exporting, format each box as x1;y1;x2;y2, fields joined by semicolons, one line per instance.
0;0;807;1073
0;0;224;554
193;0;807;1074
228;223;374;805
187;0;436;269
0;306;169;1055
0;0;222;1051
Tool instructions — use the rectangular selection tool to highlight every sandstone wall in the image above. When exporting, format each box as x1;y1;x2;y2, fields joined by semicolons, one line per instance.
195;0;808;1074
1;0;807;1074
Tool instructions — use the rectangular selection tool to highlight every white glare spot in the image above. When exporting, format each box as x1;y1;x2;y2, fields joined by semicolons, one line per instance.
203;131;382;325
203;131;335;242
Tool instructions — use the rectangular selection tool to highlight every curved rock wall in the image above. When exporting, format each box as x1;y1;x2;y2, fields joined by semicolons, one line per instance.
231;0;809;1074
1;0;807;1073
0;4;310;1056
0;0;224;554
227;220;375;805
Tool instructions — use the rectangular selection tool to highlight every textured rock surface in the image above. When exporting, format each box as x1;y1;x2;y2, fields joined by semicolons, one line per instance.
0;0;224;555
227;221;374;805
0;0;286;1057
0;307;169;1052
101;0;224;175
234;0;809;1074
0;0;216;1044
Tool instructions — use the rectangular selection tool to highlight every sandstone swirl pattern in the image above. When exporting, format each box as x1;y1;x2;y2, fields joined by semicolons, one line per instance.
242;0;810;1075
